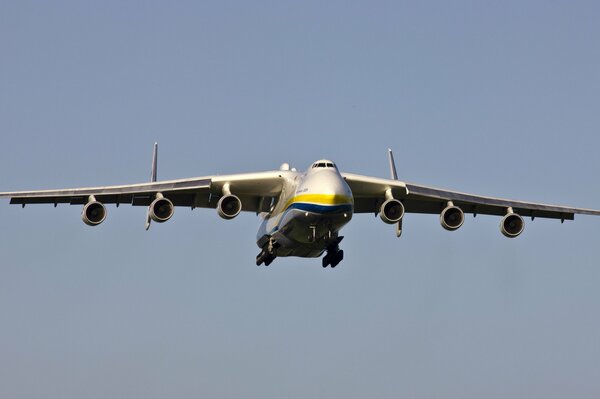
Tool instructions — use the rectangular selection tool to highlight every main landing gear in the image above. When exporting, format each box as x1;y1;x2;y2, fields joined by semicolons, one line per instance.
256;235;345;268
256;238;277;266
322;237;344;268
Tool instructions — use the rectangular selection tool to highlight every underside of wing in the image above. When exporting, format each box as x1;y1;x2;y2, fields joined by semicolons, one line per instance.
403;183;600;220
0;171;285;214
344;173;600;220
3;177;212;207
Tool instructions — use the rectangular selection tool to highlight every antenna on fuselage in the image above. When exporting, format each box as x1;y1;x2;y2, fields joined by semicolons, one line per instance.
387;148;402;237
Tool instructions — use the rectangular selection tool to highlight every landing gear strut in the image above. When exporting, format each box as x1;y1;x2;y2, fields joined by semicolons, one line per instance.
256;237;277;266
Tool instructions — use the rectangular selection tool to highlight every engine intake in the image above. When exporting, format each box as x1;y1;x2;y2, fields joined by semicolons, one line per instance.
440;204;464;231
380;199;405;224
500;213;524;238
217;194;242;220
82;201;107;226
149;197;174;223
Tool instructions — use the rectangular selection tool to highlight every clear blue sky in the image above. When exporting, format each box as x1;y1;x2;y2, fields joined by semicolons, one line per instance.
1;1;599;398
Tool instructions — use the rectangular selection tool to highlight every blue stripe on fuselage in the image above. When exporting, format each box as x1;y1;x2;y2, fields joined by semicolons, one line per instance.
288;202;353;214
266;202;353;235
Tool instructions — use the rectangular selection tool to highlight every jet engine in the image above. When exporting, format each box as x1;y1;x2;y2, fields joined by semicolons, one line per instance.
500;212;525;238
82;200;107;226
149;197;174;223
217;194;242;220
440;204;464;231
380;199;405;224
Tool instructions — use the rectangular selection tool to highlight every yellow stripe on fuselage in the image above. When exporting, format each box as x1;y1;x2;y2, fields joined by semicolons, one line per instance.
283;194;353;209
266;193;353;234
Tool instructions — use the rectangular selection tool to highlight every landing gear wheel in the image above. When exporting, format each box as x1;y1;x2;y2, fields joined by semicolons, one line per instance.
256;253;276;266
256;249;269;266
331;250;343;268
322;248;344;268
264;255;274;266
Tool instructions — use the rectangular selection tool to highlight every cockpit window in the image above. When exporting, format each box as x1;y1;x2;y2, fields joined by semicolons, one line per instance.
312;162;336;169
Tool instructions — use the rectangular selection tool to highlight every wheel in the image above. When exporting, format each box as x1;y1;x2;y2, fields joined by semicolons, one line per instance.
322;255;330;268
264;256;274;266
331;250;344;268
256;251;266;266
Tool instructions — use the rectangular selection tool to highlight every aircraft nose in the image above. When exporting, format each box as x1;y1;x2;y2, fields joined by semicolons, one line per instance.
317;171;351;196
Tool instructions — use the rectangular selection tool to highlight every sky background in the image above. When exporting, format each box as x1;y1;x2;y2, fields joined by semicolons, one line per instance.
1;1;600;398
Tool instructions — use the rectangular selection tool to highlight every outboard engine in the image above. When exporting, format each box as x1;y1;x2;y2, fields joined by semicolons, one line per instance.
440;203;464;231
217;194;242;220
500;212;525;238
379;199;405;224
149;197;174;223
82;200;107;226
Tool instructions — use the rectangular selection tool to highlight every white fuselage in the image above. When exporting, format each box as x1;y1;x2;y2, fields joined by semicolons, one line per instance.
256;161;354;257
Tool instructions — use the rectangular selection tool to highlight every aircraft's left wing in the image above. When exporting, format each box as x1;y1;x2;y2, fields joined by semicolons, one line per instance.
402;182;600;220
0;171;285;213
343;172;600;221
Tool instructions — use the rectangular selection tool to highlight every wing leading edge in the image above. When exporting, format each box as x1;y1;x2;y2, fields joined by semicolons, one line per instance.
0;171;285;214
344;173;600;221
2;154;599;227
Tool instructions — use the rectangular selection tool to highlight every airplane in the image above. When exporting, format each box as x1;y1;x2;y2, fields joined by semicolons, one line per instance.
1;144;599;268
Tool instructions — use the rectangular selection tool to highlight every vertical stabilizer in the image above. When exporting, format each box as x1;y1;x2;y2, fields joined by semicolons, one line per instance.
146;142;158;230
388;148;398;180
150;142;158;182
387;148;402;237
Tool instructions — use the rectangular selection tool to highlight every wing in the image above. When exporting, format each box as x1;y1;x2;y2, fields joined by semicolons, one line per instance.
343;173;600;220
0;171;285;213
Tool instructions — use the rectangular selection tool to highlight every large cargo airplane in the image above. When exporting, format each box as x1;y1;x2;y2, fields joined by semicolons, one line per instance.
1;145;599;267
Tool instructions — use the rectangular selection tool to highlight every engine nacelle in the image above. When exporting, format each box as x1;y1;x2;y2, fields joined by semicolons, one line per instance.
82;201;107;226
379;199;405;224
217;194;242;220
440;204;464;231
149;197;174;223
500;213;525;238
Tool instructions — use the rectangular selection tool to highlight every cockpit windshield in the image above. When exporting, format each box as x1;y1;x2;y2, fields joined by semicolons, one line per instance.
312;162;337;169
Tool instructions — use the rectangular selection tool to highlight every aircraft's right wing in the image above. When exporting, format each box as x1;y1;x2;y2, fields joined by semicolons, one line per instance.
0;171;286;213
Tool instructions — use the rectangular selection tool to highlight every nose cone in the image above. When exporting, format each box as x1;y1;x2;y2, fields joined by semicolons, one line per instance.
303;167;352;199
